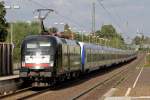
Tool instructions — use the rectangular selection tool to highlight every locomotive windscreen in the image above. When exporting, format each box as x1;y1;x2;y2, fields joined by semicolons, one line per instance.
22;38;55;69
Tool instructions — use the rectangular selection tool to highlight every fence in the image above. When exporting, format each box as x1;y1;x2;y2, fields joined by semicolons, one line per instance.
0;43;13;76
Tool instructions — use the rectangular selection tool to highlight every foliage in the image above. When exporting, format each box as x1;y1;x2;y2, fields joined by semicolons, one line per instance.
95;24;125;48
6;21;40;62
132;35;150;46
0;1;8;42
66;24;126;49
132;36;141;45
7;21;39;46
63;24;73;39
48;27;58;33
96;25;117;39
48;23;126;49
144;54;150;67
8;21;127;62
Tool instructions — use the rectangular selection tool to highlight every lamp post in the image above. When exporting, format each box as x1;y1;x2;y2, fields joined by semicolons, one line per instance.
104;39;110;47
82;30;86;42
96;36;100;45
98;38;102;45
79;30;86;42
5;5;20;44
88;34;92;43
82;31;84;42
106;39;110;47
78;31;84;42
98;38;109;46
99;38;104;46
104;39;107;46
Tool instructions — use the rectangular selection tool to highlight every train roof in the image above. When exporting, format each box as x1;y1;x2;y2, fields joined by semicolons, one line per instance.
22;35;78;46
82;42;121;51
82;42;103;49
22;35;135;53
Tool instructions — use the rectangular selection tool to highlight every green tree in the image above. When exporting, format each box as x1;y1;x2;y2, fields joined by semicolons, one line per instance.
0;1;8;42
95;24;125;48
74;33;82;41
6;21;40;62
48;27;58;33
96;25;117;39
63;24;72;39
132;36;141;45
143;37;150;44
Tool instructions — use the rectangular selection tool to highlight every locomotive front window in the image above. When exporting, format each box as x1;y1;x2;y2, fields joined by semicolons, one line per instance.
25;42;53;55
22;39;55;64
27;43;37;49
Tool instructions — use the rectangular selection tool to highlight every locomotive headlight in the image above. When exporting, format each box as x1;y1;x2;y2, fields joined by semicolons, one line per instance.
49;63;53;67
22;62;25;67
35;66;41;69
49;61;54;67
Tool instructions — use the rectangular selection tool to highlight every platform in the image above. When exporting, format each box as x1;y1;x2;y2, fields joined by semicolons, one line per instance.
0;75;19;81
105;96;150;100
103;67;150;100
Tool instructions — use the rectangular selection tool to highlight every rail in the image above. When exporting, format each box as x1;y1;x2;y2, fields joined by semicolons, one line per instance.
71;55;144;100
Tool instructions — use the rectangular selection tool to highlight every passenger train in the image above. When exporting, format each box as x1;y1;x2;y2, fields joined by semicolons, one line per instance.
20;35;137;85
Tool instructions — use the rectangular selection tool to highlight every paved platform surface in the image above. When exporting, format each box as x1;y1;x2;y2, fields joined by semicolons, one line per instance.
104;66;150;100
0;75;19;81
105;96;150;100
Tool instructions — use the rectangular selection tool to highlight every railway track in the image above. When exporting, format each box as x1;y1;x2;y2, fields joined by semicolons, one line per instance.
0;86;51;100
19;56;143;100
0;55;144;100
71;55;145;100
0;66;129;100
71;66;128;100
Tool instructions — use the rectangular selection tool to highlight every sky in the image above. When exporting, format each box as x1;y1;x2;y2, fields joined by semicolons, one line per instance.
2;0;150;42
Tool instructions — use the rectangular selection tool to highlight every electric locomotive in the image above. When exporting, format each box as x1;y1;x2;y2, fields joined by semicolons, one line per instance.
20;35;81;84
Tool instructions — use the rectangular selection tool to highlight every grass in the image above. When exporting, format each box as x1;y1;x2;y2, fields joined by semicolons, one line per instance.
144;54;150;67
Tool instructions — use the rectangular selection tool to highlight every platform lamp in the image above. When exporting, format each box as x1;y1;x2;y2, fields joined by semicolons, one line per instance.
99;38;104;46
104;38;109;47
96;36;100;45
88;33;93;43
82;30;86;42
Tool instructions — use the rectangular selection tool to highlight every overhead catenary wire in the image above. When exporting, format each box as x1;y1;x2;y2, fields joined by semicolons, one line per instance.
28;0;89;32
108;6;133;41
27;0;127;35
97;0;125;34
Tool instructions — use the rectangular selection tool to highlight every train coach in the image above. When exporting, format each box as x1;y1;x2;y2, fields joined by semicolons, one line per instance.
80;42;137;72
20;35;137;85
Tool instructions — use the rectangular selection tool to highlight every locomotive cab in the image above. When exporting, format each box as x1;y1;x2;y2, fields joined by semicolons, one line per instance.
20;35;56;83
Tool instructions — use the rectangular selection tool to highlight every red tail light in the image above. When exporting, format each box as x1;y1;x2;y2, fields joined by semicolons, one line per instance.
25;63;49;68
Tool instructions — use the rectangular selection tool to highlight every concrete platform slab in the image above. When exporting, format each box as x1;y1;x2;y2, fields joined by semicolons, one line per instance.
0;75;19;81
104;96;150;100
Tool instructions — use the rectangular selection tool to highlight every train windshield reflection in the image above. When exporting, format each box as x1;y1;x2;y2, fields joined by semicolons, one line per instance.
24;40;54;56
